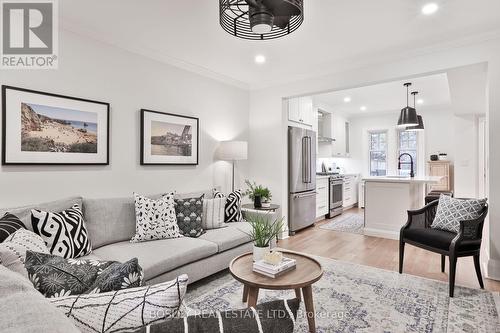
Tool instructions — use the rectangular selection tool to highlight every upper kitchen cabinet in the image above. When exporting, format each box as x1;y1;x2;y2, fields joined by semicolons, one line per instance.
332;113;351;157
287;96;314;128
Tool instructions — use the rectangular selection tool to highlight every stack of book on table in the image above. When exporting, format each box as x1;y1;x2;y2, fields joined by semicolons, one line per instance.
253;257;297;278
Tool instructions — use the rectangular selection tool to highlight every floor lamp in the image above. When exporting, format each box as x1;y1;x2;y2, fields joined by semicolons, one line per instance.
217;141;248;191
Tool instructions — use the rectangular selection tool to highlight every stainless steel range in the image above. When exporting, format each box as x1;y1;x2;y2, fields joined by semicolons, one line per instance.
329;175;344;218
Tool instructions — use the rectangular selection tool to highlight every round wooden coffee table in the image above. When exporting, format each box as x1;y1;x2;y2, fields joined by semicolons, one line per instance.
229;250;323;333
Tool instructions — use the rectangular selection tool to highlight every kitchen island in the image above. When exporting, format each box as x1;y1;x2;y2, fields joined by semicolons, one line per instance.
362;176;442;239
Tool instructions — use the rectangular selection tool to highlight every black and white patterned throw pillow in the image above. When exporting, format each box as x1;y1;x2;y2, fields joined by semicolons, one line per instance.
25;251;144;298
31;204;92;259
202;197;226;229
431;195;487;233
50;274;188;333
174;194;205;238
213;189;243;222
0;213;26;242
131;193;181;243
150;298;299;333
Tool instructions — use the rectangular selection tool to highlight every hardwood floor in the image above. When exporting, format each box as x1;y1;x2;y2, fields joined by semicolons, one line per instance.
278;208;500;292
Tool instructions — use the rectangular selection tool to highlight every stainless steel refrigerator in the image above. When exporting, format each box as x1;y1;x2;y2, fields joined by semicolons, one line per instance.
288;126;316;235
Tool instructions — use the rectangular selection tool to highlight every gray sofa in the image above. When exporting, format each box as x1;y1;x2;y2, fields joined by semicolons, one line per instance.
0;190;253;285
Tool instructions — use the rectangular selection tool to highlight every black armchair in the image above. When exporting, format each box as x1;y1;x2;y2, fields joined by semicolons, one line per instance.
399;200;489;297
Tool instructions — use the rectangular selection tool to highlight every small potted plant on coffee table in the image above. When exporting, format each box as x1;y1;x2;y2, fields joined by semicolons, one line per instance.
244;180;272;208
245;214;284;262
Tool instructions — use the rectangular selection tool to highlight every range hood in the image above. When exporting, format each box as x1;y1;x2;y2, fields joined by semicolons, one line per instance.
318;136;335;143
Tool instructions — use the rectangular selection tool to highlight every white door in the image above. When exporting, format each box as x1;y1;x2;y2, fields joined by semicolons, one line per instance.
478;117;487;198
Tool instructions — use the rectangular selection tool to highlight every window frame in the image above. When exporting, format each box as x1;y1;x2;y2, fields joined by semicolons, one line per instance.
397;130;418;176
368;130;388;176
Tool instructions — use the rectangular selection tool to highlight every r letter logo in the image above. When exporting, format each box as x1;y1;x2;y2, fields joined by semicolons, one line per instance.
1;0;58;69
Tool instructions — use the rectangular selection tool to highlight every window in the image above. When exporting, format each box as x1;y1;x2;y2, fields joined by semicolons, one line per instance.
369;131;388;176
398;131;418;176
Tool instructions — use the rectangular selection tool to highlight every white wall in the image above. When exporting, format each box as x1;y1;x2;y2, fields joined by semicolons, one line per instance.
248;37;500;279
339;108;478;198
0;30;250;208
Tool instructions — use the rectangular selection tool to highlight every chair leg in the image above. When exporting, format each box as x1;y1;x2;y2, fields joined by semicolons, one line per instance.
441;255;445;273
473;254;485;289
399;241;405;274
449;255;457;297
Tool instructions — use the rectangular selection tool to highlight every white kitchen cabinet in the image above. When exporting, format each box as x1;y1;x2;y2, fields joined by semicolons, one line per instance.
343;174;359;208
316;177;329;219
288;96;314;127
332;114;350;157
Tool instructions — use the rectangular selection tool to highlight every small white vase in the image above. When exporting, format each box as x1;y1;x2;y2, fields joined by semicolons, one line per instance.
253;245;270;262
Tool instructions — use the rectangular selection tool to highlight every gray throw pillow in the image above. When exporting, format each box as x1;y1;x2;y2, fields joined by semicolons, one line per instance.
150;298;299;333
0;229;49;278
431;195;487;233
202;197;227;229
25;251;144;298
174;194;205;238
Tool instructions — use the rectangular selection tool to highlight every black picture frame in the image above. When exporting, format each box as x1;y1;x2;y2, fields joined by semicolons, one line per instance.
140;109;199;166
2;85;110;165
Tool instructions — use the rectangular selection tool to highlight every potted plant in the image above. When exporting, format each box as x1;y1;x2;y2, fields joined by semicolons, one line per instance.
244;214;284;262
244;180;272;208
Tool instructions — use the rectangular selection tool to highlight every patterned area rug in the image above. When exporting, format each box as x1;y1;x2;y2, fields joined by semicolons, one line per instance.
185;255;499;332
320;214;364;234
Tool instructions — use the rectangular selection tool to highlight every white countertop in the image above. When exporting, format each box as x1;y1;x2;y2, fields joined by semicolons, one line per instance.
362;176;442;184
316;175;330;180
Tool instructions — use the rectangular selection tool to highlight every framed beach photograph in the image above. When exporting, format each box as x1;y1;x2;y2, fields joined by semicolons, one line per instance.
140;109;198;165
2;86;110;165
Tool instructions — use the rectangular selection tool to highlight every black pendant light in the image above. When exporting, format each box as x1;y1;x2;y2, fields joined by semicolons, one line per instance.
406;91;425;131
397;83;419;128
219;0;304;40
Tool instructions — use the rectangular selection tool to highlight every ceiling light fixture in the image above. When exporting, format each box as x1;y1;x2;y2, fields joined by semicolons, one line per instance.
397;83;419;128
422;3;439;15
255;54;266;64
360;106;367;111
219;0;304;40
406;91;425;131
344;97;352;103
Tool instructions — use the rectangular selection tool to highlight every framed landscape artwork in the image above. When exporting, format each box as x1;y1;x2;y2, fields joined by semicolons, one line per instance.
2;86;110;165
140;109;199;165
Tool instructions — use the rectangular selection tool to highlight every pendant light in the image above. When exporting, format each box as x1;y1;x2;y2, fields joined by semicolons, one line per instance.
406;91;425;131
397;83;419;128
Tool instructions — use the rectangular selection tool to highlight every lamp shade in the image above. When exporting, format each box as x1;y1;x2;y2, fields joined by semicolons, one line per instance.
397;106;419;128
406;115;425;131
217;141;248;161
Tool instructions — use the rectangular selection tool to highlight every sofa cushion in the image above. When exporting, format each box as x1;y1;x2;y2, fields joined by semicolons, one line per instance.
199;222;252;252
92;237;218;280
403;227;481;252
0;265;80;333
0;197;82;233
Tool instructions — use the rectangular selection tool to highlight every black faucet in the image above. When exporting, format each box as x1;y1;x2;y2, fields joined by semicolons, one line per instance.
398;153;415;178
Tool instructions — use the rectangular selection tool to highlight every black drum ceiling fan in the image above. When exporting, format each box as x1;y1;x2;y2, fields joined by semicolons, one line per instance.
219;0;304;40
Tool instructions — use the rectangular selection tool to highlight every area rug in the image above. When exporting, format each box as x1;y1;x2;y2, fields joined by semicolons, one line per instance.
185;255;499;332
320;214;364;234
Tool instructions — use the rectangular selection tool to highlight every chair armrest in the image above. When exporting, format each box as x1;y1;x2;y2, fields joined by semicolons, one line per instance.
450;204;488;251
401;201;439;231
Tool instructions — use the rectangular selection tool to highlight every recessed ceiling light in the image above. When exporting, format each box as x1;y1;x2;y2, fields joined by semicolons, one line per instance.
360;106;367;111
255;55;266;64
344;96;352;103
417;99;424;105
422;3;439;15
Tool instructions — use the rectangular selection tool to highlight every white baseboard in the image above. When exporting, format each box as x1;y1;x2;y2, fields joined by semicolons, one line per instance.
363;228;399;240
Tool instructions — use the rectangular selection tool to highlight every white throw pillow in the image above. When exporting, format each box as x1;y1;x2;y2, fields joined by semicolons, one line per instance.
131;193;181;242
202;197;227;229
0;229;49;278
50;274;189;333
31;204;92;259
431;195;487;233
